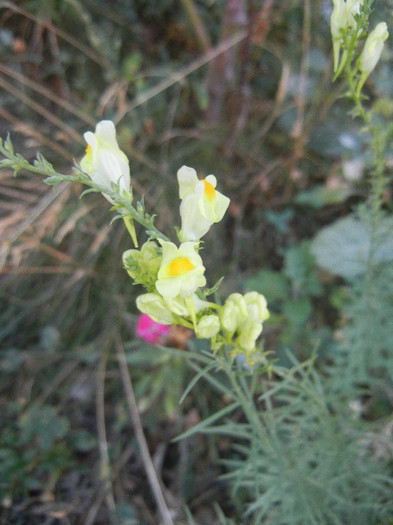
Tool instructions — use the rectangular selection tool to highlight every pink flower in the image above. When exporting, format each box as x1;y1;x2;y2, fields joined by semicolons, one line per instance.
135;313;170;344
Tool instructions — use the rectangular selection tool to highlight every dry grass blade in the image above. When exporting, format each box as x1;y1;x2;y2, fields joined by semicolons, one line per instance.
115;30;247;122
0;75;83;144
0;107;75;160
115;336;176;525
0;64;95;126
0;181;69;246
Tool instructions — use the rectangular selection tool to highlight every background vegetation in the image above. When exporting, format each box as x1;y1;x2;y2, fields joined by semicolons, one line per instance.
0;0;392;524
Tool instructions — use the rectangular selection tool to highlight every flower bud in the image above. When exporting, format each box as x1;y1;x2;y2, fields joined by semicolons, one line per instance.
219;293;248;332
123;241;161;291
244;292;270;323
196;315;221;339
359;22;388;76
237;320;263;352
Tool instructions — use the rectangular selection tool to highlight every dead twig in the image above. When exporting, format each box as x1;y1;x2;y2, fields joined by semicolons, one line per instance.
115;336;175;525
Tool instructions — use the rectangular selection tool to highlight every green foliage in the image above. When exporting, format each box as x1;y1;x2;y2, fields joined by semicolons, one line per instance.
0;402;73;504
177;352;393;525
245;241;324;351
1;0;393;523
311;215;393;278
331;262;393;387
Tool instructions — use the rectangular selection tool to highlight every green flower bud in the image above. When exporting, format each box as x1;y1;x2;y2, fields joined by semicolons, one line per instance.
196;314;221;339
123;241;162;290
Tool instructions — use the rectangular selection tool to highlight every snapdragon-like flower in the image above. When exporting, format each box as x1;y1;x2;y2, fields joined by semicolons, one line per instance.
177;166;230;241
155;241;206;299
136;293;175;325
331;0;363;72
80;120;130;202
359;22;389;76
136;292;211;326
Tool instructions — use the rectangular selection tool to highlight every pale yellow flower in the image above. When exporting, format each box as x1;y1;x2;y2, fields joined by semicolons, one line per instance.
244;292;270;323
136;293;174;325
155;241;206;299
196;314;221;339
331;0;364;72
359;22;389;76
177;166;230;241
237;320;263;352
219;293;248;333
80;120;130;202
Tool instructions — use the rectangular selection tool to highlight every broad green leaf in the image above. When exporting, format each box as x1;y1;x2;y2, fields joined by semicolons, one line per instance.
311;215;393;278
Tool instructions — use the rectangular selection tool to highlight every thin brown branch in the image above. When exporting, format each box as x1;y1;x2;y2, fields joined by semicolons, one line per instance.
0;64;95;126
115;336;175;525
0;107;75;160
96;343;116;514
0;75;83;144
181;0;212;53
116;31;247;123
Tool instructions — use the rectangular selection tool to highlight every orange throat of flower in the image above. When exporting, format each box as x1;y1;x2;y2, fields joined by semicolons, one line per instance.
167;257;195;277
202;179;215;202
85;144;92;158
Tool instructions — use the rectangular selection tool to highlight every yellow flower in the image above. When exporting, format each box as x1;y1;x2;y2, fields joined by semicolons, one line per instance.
177;165;230;241
155;241;206;299
80;120;130;202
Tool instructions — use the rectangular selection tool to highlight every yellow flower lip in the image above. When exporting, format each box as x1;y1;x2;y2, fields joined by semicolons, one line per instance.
86;144;92;156
202;179;216;202
167;256;195;277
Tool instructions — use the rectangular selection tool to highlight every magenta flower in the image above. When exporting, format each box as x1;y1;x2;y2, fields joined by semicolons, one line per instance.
135;313;170;344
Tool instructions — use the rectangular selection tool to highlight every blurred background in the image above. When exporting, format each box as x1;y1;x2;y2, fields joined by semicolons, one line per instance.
1;0;393;523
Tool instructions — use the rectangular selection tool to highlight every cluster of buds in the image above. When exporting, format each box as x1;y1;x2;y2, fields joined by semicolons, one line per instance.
80;121;269;364
330;0;389;89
